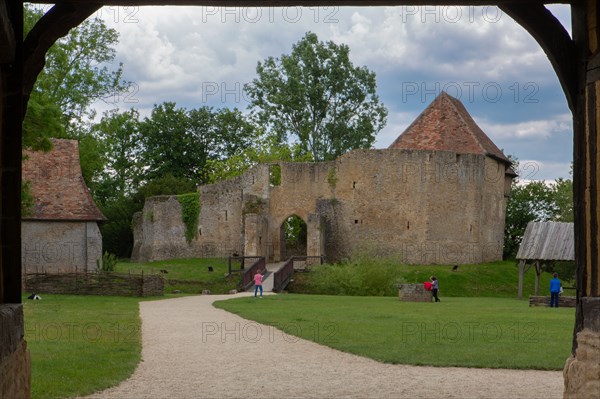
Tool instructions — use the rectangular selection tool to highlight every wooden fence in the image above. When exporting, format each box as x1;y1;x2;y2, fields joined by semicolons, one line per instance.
25;272;164;297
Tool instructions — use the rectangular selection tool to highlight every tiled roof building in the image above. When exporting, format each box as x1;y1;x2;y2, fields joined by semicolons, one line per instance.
389;92;511;165
22;139;105;221
21;139;104;274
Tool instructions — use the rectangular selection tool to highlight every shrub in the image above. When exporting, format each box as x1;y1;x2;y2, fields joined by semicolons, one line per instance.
298;254;405;296
97;251;118;272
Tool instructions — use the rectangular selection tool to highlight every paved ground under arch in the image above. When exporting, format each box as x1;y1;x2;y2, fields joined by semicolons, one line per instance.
87;294;563;399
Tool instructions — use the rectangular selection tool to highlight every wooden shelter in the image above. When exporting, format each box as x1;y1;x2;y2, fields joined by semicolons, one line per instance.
516;221;574;298
2;1;600;398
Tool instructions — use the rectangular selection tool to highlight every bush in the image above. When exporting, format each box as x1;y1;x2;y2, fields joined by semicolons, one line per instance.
97;251;118;272
292;254;405;296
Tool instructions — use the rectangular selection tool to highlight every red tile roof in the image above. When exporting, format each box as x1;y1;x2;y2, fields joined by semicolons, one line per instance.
389;92;510;165
22;139;106;221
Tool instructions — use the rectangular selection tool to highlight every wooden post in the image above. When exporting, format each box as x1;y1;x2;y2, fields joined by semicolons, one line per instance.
564;3;600;397
534;260;540;296
518;259;525;299
0;0;22;305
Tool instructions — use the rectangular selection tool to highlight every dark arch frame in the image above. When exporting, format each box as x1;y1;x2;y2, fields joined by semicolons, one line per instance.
1;1;597;396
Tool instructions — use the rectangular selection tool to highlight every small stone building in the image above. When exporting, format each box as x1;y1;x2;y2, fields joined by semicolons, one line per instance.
21;139;106;274
132;92;515;264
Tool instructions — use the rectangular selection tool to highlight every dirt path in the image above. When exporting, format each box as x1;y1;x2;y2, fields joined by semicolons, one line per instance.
88;294;564;399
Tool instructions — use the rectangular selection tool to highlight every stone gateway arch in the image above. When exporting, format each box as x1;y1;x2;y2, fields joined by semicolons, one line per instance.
1;2;599;398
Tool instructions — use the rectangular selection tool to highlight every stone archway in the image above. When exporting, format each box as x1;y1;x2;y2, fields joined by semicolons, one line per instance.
1;2;599;398
279;214;308;260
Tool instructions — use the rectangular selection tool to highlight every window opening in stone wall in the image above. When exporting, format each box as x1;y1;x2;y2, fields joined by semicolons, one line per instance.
280;215;307;259
225;210;228;221
353;181;356;189
407;221;410;230
355;219;359;224
198;228;202;236
270;164;281;186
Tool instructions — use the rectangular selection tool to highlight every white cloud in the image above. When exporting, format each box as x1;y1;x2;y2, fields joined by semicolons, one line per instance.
478;113;572;140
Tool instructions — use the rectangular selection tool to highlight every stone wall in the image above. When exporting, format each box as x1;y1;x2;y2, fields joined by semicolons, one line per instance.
529;295;577;307
0;305;31;399
22;221;102;274
132;149;511;264
397;284;433;302
132;166;271;262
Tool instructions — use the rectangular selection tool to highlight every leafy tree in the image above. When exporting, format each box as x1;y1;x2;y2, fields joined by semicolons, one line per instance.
132;174;198;207
99;197;139;258
24;5;128;136
204;135;311;183
504;181;558;259
92;109;143;204
188;107;257;181
552;177;574;223
245;32;388;161
140;103;256;183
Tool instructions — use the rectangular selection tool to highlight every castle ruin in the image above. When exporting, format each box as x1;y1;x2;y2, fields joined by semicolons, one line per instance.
132;92;515;265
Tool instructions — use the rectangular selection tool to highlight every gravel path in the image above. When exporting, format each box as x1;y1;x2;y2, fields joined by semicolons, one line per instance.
88;294;564;399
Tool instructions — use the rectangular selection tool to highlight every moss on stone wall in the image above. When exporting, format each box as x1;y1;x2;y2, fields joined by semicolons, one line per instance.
177;192;200;243
243;198;266;215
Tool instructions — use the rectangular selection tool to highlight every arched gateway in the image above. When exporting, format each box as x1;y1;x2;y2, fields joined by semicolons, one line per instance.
1;2;599;398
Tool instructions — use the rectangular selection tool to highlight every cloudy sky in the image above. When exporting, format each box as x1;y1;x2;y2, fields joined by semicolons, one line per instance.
55;4;574;181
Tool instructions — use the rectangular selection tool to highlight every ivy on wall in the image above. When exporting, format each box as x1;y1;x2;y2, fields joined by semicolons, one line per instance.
327;166;338;189
177;192;200;243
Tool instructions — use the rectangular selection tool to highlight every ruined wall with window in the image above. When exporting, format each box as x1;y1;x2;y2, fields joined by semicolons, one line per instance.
132;93;514;265
132;148;511;264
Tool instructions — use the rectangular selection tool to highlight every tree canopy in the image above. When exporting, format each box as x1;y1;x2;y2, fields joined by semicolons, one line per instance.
245;32;388;161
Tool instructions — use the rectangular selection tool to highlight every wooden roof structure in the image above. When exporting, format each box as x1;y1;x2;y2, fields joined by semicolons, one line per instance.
517;221;575;261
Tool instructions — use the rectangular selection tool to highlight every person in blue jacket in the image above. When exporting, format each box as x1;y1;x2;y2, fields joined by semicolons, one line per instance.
549;273;561;308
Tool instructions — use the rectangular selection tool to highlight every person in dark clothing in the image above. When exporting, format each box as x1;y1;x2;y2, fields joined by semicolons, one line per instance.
431;276;440;302
550;273;561;307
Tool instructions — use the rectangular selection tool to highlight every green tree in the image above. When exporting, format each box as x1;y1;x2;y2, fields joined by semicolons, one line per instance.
504;180;558;259
24;5;128;136
140;103;256;183
245;32;388;161
552;177;574;223
204;135;311;183
92;109;142;204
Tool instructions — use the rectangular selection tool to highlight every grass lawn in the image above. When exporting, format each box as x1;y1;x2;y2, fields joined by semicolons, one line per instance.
214;294;575;370
115;258;238;294
288;260;577;298
23;294;143;399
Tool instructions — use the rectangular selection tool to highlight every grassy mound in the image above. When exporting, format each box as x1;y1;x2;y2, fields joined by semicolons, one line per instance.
288;256;574;298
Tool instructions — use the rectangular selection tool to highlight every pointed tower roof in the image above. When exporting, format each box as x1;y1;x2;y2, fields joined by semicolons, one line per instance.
389;92;510;164
22;139;106;221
